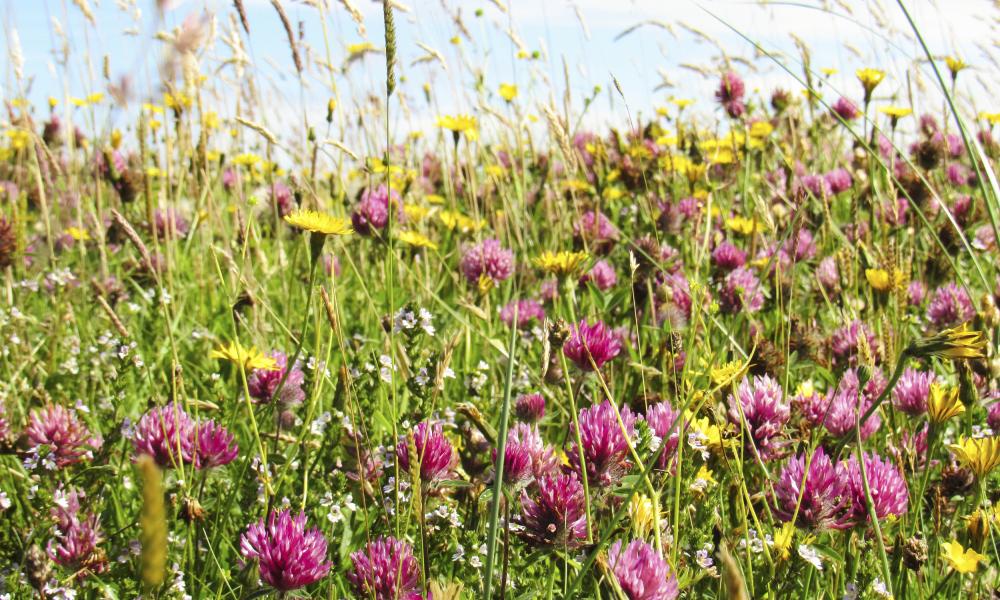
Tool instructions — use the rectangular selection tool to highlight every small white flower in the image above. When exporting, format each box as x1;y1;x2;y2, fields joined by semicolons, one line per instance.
871;578;892;599
797;544;823;571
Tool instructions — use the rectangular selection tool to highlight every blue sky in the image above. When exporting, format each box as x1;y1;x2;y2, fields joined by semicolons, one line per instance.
3;0;998;140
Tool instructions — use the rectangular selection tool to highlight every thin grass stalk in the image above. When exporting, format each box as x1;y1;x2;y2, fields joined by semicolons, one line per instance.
483;303;519;599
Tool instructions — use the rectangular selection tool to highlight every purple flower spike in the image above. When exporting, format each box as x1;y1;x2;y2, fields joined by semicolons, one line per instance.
500;299;546;329
195;420;239;469
563;318;622;371
716;71;746;118
711;241;747;272
514;393;546;423
240;509;331;592
844;451;909;525
460;238;515;285
568;400;637;487
347;536;424;600
727;374;790;460
581;259;617;290
518;473;588;548
892;368;935;416
645;400;682;470
246;351;307;408
773;447;850;530
608;539;680;600
352;184;402;235
927;283;975;328
132;404;198;468
26;404;102;468
397;421;456;484
720;267;764;314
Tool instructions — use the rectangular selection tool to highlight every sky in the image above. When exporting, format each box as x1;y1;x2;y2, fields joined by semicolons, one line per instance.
2;0;999;142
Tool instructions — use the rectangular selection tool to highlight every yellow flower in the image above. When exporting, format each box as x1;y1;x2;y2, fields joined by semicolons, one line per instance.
64;227;90;241
941;540;987;574
48;96;59;108
945;56;968;78
670;98;694;109
725;215;759;236
981;112;1000;126
927;383;964;425
477;273;494;294
347;42;374;56
436;114;478;141
748;121;774;138
690;464;716;494
878;105;912;120
949;436;1000;479
111;129;123;149
87;92;104;104
403;204;431;222
820;67;838;76
856;68;886;97
710;359;748;388
532;250;589;276
910;324;986;360
627;494;662;540
210;342;279;371
425;194;446;205
396;230;438;250
439;210;484;233
498;83;518;102
163;91;192;111
773;523;795;561
202;111;220;130
283;210;353;236
865;268;892;292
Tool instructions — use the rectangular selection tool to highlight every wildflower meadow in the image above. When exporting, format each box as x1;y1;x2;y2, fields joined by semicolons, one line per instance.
3;0;1000;598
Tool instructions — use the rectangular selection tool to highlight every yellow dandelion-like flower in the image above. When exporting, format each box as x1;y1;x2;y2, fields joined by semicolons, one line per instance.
532;250;589;277
210;342;279;372
283;210;353;236
878;105;913;121
941;540;987;574
439;210;484;233
856;68;886;98
111;129;123;149
163;91;192;111
725;215;759;236
909;324;986;360
945;56;969;78
980;112;1000;126
498;83;518;102
403;204;431;222
48;96;59;108
820;67;838;76
64;227;91;242
865;268;892;292
425;194;446;205
627;494;662;540
710;359;748;388
347;42;375;56
690;464;716;495
927;383;964;425
477;273;495;295
397;230;438;250
485;164;505;178
437;114;479;141
773;523;795;561
749;121;774;138
670;97;694;109
948;436;1000;479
